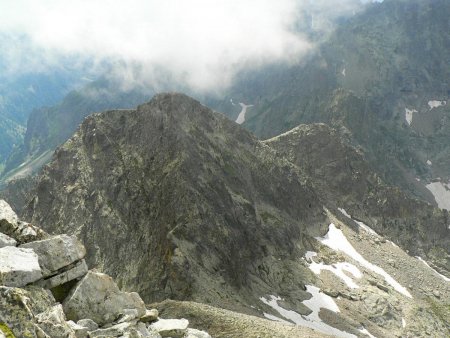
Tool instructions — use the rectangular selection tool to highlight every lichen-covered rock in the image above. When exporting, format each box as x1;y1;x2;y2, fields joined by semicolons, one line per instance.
35;304;76;338
0;286;54;338
76;318;98;331
0;246;42;287
0;232;16;248
63;271;146;326
150;318;189;338
21;235;86;277
67;320;88;338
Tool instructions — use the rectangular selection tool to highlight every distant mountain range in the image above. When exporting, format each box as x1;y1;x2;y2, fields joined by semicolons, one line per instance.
5;0;450;213
215;0;450;207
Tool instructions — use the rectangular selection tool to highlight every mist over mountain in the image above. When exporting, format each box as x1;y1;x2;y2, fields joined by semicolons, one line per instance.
1;1;449;338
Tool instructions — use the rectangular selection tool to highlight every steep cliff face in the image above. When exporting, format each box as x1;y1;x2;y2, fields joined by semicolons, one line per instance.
24;93;326;309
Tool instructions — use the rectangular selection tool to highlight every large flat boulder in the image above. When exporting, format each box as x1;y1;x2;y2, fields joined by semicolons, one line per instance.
0;246;42;287
36;259;88;289
63;271;146;326
150;319;189;338
21;234;86;277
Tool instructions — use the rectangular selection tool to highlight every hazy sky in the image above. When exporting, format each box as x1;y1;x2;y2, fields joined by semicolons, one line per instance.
0;0;377;92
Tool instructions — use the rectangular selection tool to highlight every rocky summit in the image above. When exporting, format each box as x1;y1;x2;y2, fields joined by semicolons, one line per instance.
19;93;449;337
0;199;212;338
24;93;327;310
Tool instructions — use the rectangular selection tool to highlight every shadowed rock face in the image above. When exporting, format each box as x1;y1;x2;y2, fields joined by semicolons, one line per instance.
24;93;327;307
265;123;450;272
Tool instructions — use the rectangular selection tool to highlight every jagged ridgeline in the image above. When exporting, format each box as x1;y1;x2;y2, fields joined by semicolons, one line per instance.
215;0;450;204
21;93;450;338
24;93;327;307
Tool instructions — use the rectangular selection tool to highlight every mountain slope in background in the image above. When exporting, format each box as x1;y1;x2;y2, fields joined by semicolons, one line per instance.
0;70;85;165
23;93;449;337
1;76;151;182
214;0;450;208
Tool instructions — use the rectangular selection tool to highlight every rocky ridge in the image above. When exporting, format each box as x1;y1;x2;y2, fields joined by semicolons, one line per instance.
21;93;449;337
0;199;212;338
265;123;449;273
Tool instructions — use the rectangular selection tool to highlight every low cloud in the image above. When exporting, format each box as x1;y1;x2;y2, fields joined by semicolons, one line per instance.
0;0;370;92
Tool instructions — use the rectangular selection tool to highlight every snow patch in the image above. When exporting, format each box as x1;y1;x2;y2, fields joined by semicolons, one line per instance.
317;224;412;298
405;108;417;125
425;181;450;210
260;287;356;338
304;285;340;314
235;102;254;124
427;160;432;166
305;251;317;261
338;208;351;219
428;100;446;109
309;260;362;289
342;68;346;77
402;318;406;328
416;256;450;282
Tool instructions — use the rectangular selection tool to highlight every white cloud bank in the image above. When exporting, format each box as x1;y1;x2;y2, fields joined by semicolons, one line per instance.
0;0;373;92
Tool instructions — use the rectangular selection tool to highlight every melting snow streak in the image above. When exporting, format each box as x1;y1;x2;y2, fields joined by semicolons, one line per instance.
317;224;412;298
260;286;355;338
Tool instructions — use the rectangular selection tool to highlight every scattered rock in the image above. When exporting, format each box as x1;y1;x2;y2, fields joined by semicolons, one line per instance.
117;308;140;323
0;286;54;338
150;318;189;338
20;235;86;277
67;320;89;338
433;290;440;298
63;271;146;326
0;246;42;287
323;288;339;298
35;304;76;338
140;308;159;323
0;200;47;244
89;321;132;337
76;318;98;331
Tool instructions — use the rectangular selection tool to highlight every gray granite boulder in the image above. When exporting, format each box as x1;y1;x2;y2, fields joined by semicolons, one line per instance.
0;246;42;287
35;304;77;338
0;232;16;248
21;234;86;277
0;200;47;244
63;271;146;326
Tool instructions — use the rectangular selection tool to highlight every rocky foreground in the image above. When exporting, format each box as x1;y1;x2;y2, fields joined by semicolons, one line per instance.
0;200;211;338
